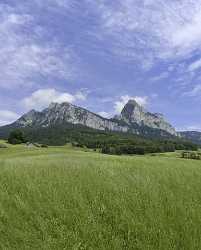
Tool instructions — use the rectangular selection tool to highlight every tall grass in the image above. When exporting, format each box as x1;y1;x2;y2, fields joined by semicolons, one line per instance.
0;145;201;249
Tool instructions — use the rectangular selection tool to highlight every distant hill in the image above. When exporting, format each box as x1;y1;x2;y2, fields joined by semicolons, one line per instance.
180;131;201;145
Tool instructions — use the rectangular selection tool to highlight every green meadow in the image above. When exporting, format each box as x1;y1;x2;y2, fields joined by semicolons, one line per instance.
0;141;201;249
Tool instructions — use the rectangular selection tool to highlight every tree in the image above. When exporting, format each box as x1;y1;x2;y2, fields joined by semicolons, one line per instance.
101;145;110;154
8;129;26;145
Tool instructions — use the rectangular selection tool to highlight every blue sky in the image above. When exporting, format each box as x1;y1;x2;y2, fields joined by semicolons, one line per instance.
0;0;201;131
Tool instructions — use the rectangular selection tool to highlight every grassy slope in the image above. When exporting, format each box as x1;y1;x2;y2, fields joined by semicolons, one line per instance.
0;143;201;249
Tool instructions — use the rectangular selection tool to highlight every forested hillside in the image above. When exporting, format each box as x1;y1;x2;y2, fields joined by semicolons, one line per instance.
3;124;196;155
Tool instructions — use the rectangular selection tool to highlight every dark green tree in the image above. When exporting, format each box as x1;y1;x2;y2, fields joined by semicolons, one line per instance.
8;129;26;145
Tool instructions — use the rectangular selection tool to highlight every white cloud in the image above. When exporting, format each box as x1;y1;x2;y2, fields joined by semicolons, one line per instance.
171;10;201;56
91;0;201;62
0;4;75;89
34;0;72;9
178;125;201;132
150;93;158;99
183;84;201;97
98;111;111;118
134;96;148;107
74;91;88;101
114;95;148;113
186;125;201;131
7;13;33;25
188;59;201;72
21;88;88;110
151;72;169;82
0;110;19;126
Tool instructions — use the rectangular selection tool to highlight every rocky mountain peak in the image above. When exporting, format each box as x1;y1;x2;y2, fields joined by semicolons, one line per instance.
123;99;144;111
154;113;164;119
17;109;41;127
119;100;177;136
126;99;139;106
48;102;59;109
25;109;37;116
48;102;70;110
120;99;145;122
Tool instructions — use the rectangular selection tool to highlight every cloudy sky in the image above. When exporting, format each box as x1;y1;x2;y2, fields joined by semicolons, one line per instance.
0;0;201;131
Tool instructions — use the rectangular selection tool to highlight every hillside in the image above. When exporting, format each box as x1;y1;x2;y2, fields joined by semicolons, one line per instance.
0;145;201;249
0;122;197;154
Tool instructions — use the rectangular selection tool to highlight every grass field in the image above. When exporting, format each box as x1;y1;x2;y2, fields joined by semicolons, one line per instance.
0;141;201;249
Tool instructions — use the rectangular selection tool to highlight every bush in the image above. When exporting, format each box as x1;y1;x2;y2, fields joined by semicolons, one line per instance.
181;151;201;160
101;145;145;155
8;130;26;145
101;145;110;154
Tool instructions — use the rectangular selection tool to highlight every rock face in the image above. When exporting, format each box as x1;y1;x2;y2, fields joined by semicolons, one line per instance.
118;100;177;136
16;102;129;133
17;110;43;127
10;99;178;136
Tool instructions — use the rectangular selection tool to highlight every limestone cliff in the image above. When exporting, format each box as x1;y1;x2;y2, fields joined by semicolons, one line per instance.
16;102;129;133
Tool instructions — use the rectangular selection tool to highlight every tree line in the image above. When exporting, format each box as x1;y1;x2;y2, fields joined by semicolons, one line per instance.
181;151;201;160
6;125;198;155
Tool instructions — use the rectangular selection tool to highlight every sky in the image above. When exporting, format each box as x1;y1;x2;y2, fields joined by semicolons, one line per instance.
0;0;201;131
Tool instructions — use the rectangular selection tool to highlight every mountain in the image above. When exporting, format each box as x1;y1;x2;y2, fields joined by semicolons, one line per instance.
0;100;179;140
15;102;129;132
180;131;201;145
117;100;177;136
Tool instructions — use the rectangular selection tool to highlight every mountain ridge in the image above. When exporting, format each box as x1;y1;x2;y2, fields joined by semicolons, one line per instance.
0;99;200;145
2;100;178;137
16;102;129;133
